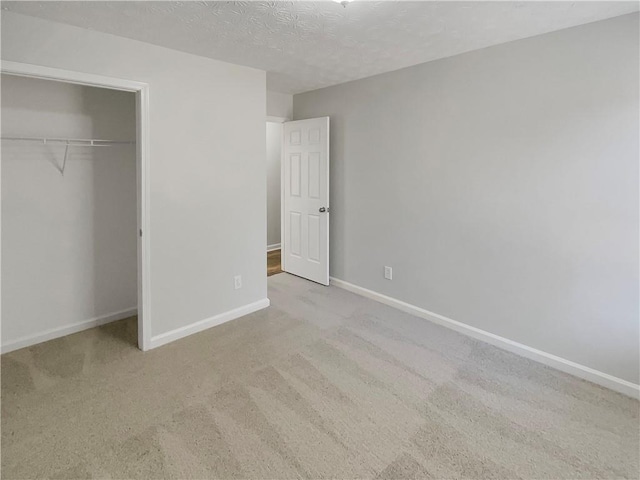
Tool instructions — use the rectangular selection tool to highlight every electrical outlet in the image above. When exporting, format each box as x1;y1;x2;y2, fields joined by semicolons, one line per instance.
234;275;242;289
384;266;392;280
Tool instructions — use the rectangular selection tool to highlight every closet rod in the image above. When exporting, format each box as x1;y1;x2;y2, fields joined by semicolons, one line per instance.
2;136;135;176
1;136;134;146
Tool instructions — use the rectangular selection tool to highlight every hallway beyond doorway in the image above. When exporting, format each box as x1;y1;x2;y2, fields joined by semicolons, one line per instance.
267;249;282;277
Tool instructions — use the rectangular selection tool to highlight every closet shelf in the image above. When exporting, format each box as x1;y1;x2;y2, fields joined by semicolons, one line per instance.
1;136;134;146
1;136;135;176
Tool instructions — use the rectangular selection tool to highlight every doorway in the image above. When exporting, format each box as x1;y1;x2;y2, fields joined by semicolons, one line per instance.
266;118;284;277
266;115;330;285
0;61;151;352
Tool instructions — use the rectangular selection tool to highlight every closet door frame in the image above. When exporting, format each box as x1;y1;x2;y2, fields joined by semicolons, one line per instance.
0;60;152;351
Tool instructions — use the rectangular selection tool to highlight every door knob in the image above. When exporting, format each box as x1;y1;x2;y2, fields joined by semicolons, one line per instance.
319;207;328;213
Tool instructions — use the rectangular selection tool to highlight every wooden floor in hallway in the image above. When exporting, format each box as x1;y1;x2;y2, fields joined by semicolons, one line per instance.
267;249;282;276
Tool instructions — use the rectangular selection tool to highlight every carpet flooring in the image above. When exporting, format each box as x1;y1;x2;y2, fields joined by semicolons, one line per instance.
2;273;638;479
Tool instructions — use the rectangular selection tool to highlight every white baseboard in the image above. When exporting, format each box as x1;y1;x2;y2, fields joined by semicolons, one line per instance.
1;307;138;354
267;243;281;252
148;298;270;350
329;277;640;400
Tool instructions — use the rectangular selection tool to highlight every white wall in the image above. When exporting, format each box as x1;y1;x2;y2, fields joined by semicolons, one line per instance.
1;74;137;345
267;91;292;119
294;13;640;384
266;122;282;248
2;12;267;344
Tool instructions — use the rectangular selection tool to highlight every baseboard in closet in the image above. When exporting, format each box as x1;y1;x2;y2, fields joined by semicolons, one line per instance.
267;243;281;252
329;277;640;400
1;307;138;354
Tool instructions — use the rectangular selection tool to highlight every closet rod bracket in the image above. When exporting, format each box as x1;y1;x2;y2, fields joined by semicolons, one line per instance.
61;142;70;176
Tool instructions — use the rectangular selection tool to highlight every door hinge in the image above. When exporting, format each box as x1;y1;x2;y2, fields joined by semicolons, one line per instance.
139;229;143;237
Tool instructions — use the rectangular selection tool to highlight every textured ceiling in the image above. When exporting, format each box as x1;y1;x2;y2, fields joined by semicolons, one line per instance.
3;1;638;94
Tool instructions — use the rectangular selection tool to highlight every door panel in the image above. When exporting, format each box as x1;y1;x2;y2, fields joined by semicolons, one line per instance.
290;211;302;257
289;154;301;196
282;117;329;285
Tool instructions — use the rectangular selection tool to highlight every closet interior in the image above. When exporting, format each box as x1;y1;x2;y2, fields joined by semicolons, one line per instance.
1;74;139;352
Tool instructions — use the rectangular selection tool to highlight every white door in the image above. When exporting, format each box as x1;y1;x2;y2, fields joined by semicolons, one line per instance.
282;117;330;285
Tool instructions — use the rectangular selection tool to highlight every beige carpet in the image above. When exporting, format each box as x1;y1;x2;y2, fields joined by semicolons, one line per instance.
2;273;638;479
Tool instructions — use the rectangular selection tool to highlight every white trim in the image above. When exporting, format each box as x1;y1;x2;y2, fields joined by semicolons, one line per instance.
267;243;281;252
1;60;152;352
1;61;146;92
148;298;270;349
136;84;152;351
267;115;289;123
1;308;137;354
330;277;640;399
280;122;286;272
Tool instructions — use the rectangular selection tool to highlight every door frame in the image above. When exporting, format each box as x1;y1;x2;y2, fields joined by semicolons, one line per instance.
1;60;152;351
265;115;289;270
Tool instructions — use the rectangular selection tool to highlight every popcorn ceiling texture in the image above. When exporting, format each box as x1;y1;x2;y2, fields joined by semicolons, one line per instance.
3;1;639;93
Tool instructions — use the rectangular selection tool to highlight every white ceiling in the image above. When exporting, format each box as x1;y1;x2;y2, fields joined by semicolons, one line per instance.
3;1;638;94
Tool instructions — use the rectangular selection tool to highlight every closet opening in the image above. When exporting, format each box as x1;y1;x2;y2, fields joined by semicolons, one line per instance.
1;63;150;352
